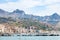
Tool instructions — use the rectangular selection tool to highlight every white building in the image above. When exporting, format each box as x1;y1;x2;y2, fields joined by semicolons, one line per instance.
0;24;5;33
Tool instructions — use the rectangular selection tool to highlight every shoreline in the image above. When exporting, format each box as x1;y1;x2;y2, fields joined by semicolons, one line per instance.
0;33;59;36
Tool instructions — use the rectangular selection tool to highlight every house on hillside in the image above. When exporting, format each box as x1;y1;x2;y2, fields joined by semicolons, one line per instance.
0;24;5;33
26;26;38;33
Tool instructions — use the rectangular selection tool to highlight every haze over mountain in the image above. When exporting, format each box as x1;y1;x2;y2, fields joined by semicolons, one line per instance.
0;9;60;25
41;13;60;25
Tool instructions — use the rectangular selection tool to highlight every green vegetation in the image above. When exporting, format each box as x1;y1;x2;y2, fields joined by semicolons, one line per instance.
0;17;54;31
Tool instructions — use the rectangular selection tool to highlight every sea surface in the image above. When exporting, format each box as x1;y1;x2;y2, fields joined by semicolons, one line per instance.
0;36;60;40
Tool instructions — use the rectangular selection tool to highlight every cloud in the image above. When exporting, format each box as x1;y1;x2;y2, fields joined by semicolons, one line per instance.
0;0;60;16
27;3;60;16
0;0;39;11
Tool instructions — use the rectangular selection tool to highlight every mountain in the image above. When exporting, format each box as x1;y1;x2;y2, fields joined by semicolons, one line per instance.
12;9;25;14
0;9;9;17
50;13;60;20
9;9;25;19
0;9;6;13
0;9;59;25
41;13;60;21
40;13;60;25
0;9;60;33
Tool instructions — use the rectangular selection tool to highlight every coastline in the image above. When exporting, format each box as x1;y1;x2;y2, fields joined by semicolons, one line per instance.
0;33;59;36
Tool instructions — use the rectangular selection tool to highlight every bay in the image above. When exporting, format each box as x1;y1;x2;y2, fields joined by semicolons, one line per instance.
0;36;60;40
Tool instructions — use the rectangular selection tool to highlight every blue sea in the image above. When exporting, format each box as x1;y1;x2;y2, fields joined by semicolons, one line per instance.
0;36;60;40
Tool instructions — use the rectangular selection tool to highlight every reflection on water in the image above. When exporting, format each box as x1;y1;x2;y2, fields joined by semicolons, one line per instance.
0;36;60;40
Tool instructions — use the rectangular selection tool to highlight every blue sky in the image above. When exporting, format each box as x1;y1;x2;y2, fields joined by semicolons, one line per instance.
0;0;18;3
0;0;60;16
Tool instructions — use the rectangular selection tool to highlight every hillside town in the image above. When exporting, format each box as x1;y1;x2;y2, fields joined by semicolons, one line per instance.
0;9;59;36
0;23;60;36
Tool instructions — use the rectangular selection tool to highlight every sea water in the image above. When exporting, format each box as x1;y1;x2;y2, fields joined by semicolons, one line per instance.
0;36;60;40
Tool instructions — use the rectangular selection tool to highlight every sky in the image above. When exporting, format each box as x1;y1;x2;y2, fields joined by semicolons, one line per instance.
0;0;60;16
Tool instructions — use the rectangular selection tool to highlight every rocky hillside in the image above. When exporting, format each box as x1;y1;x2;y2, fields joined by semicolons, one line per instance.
0;9;60;31
0;9;60;25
